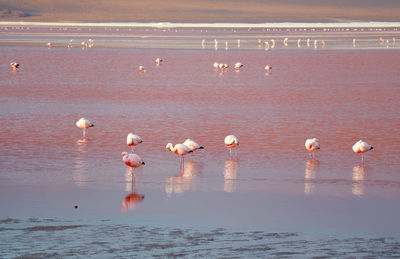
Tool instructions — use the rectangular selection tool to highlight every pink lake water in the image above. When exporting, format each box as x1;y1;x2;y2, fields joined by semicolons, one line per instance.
1;25;400;257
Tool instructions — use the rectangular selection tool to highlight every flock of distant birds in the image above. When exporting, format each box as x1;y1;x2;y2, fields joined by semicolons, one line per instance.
75;117;374;175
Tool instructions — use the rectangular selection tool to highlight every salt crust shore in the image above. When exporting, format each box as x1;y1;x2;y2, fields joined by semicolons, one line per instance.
1;21;400;28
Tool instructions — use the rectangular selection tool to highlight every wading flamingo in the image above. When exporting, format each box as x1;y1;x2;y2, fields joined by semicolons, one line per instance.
213;62;219;71
352;140;373;163
224;135;239;158
127;133;143;152
234;62;243;70
166;143;193;169
10;62;19;71
265;65;272;73
305;138;320;159
155;58;163;65
138;66;146;72
76;118;94;137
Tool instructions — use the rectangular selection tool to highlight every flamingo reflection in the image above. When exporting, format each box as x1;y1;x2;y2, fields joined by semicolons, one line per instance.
352;164;366;197
304;159;319;195
122;172;144;211
73;138;89;187
223;159;238;193
165;161;201;195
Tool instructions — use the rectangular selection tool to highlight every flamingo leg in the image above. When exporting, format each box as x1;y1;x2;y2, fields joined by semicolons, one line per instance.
180;156;184;170
83;128;86;138
131;146;134;152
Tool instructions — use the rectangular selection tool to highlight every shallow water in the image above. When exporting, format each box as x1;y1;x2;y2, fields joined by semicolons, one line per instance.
1;26;400;257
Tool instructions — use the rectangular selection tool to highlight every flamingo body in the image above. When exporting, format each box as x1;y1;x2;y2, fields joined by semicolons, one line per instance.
10;62;19;70
183;139;204;152
234;62;243;69
127;133;143;147
166;143;193;156
305;138;320;151
121;152;145;168
352;140;373;153
76;118;94;129
224;135;239;148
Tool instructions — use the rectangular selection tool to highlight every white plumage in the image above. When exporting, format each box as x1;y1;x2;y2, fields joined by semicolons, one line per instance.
127;133;143;151
183;139;204;154
121;152;145;168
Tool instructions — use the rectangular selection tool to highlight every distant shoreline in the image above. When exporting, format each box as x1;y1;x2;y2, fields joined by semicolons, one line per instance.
1;21;400;28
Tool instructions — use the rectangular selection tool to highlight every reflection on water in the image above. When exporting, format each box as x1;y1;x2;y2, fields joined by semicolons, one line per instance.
352;165;367;197
223;159;238;193
122;171;144;212
304;160;319;195
73;138;90;188
165;161;202;195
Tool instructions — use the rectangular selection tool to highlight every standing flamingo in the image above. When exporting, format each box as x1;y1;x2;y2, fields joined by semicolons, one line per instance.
305;138;320;159
213;62;219;71
352;140;373;163
224;135;239;158
10;62;19;71
155;58;163;65
76;118;94;137
166;143;193;169
138;66;146;72
265;65;272;73
183;139;204;160
127;133;143;152
234;62;243;70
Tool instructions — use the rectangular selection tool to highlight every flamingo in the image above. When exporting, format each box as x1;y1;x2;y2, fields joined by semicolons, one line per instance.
213;62;219;71
76;117;94;137
138;66;146;72
305;138;320;159
183;139;204;159
121;152;145;168
352;140;373;163
234;62;243;70
155;58;163;65
166;143;193;169
127;133;143;152
224;135;239;158
265;65;272;72
10;62;19;71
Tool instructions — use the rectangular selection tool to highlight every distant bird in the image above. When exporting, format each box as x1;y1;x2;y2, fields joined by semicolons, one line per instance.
234;62;243;70
46;42;52;48
219;63;228;71
166;143;193;168
213;62;219;70
305;138;320;159
10;62;19;71
127;133;143;152
138;66;146;72
183;139;204;159
224;135;239;157
265;65;272;72
270;39;275;48
155;58;163;65
76;117;94;137
283;37;288;47
352;140;373;163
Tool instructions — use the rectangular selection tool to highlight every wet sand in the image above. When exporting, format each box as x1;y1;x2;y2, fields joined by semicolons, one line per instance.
1;25;400;257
